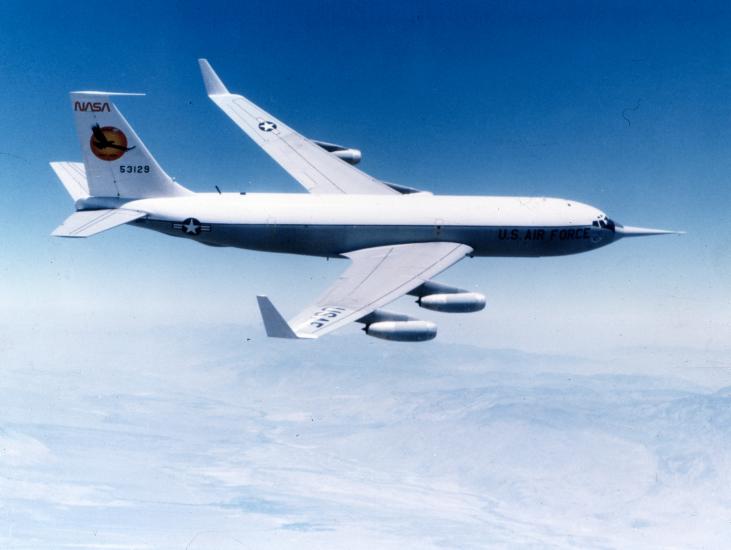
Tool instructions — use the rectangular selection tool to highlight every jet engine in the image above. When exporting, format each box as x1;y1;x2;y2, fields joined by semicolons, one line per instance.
365;320;437;342
418;292;486;313
358;310;437;342
409;281;486;313
313;140;362;165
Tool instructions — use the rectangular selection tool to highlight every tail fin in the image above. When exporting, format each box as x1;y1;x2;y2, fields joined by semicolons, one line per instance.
70;92;191;199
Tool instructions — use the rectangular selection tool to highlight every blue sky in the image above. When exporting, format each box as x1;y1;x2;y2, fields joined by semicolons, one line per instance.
0;1;728;353
0;4;730;547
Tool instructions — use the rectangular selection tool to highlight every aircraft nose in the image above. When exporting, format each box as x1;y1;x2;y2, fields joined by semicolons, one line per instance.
614;223;684;238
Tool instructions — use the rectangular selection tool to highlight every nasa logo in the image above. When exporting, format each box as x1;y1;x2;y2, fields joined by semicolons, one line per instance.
89;123;135;161
74;101;110;112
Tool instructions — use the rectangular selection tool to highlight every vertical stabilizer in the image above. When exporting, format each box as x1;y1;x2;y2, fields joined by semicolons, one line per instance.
70;92;191;199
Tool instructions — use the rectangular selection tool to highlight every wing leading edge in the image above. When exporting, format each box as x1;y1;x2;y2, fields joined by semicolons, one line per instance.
257;242;473;339
199;59;399;196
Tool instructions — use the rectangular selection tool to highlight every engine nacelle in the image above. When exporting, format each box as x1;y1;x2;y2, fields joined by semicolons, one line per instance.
418;292;486;313
365;320;437;342
313;140;362;165
330;148;362;165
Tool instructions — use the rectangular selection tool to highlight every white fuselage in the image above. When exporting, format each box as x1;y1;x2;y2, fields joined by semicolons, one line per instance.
115;192;618;257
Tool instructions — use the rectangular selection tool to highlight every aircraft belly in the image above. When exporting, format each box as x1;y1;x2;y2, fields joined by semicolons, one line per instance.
135;219;611;257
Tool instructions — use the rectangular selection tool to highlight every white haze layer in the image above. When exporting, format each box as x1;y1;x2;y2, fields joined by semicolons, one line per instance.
0;319;729;549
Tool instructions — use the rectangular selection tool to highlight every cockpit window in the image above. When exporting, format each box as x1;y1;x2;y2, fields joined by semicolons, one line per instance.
595;216;616;231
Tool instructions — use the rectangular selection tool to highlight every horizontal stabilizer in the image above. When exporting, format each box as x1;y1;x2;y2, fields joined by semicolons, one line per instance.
52;209;145;238
50;161;89;201
256;296;307;339
70;91;145;97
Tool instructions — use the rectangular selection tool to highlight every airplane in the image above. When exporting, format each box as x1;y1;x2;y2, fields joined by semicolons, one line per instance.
51;59;681;342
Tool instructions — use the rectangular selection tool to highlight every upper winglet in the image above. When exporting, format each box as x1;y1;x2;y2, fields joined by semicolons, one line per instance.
198;59;229;96
256;296;302;339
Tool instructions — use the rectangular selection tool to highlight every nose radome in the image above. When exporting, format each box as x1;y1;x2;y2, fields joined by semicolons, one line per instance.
614;224;684;238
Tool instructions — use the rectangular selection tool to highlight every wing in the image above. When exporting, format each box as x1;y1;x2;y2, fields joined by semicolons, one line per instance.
257;242;473;339
199;59;400;196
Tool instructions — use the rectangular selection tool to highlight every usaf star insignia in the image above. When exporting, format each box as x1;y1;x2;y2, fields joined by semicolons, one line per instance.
258;120;277;132
173;218;211;236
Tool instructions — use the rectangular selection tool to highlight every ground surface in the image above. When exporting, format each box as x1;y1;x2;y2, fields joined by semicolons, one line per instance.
1;321;729;549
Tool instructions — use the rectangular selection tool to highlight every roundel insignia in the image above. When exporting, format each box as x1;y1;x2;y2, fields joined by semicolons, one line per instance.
181;218;202;235
173;218;211;235
89;124;135;161
258;120;277;132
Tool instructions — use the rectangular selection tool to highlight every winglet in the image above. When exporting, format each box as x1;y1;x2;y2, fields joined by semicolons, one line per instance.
198;59;229;96
256;296;300;339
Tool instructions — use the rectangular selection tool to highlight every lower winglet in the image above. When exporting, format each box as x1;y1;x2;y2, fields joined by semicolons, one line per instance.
256;296;302;339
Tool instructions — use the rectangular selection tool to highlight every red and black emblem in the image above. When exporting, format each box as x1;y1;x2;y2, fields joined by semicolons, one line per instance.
90;124;135;161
